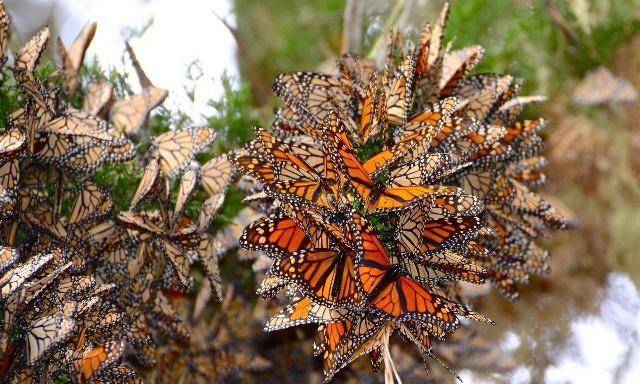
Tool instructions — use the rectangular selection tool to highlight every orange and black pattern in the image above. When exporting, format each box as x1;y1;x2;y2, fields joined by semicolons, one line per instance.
235;2;565;381
0;4;237;382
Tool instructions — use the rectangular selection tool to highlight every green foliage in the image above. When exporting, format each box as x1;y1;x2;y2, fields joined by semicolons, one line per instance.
0;67;21;132
444;0;640;94
93;162;142;212
205;75;259;152
212;185;245;230
234;0;345;103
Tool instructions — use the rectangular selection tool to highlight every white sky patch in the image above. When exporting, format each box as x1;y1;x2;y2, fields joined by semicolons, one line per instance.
545;273;640;384
8;0;238;122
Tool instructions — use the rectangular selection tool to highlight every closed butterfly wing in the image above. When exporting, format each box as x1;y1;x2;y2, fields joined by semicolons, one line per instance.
83;81;114;116
110;86;168;135
448;74;514;122
201;154;233;197
152;127;216;177
385;53;417;125
14;28;50;103
73;340;125;383
198;193;225;231
439;45;484;94
89;364;141;384
174;168;199;217
68;181;112;228
415;2;449;83
1;251;54;299
573;66;638;106
265;296;350;332
0;127;26;158
116;211;164;237
0;159;19;214
57;21;96;94
159;240;192;289
0;1;8;63
0;246;19;275
273;72;355;122
26;313;75;363
130;157;161;209
319;314;391;382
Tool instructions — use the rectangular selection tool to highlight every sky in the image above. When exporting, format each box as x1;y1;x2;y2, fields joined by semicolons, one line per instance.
6;0;238;122
4;2;640;383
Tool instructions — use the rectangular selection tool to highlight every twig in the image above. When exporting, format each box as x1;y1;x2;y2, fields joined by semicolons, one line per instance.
544;1;578;46
341;0;365;54
210;10;269;107
125;40;153;89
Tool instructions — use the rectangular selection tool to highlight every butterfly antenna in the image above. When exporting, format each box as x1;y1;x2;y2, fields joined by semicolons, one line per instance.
428;350;462;382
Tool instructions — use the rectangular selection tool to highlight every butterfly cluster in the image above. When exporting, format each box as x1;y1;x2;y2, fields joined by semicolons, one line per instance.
234;3;566;381
0;2;237;382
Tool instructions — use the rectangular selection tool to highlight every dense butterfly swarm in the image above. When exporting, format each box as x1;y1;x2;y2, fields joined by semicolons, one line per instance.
234;3;567;381
0;1;261;382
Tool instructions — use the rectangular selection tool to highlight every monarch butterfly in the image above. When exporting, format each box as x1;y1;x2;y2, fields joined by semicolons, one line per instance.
337;53;376;96
363;97;461;175
0;159;19;209
110;87;168;135
0;127;26;158
116;211;196;289
265;296;351;332
396;204;482;254
369;185;474;215
384;53;416;126
83;81;114;117
68;181;113;229
57;22;97;95
495;95;546;126
573;66;638;106
273;72;356;123
506;156;547;186
173;168;199;217
26;313;76;363
317;314;392;381
414;3;449;85
2;262;72;332
267;248;361;308
359;76;387;143
0;246;19;274
130;157;162;210
387;153;464;188
1;251;55;299
14;28;50;104
446;74;515;122
198;234;223;299
312;104;473;215
439;45;484;95
198;193;225;231
239;213;312;256
151;127;216;178
148;293;190;342
0;0;8;64
234;134;338;208
83;306;125;337
89;364;141;384
200;155;234;197
356;216;459;326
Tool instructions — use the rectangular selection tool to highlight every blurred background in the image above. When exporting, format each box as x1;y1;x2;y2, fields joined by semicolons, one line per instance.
4;0;640;383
